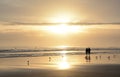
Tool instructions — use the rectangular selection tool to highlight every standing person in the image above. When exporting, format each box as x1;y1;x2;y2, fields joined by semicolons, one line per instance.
88;47;91;55
85;48;88;55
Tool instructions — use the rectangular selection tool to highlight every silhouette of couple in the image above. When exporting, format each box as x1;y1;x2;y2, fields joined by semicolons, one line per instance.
85;47;91;62
85;47;91;55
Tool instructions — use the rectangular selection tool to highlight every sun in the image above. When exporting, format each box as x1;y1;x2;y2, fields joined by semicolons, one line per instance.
35;12;86;35
46;24;84;35
46;13;85;34
46;24;70;34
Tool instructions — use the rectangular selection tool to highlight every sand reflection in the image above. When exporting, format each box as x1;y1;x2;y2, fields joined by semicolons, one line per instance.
58;55;70;69
58;61;70;69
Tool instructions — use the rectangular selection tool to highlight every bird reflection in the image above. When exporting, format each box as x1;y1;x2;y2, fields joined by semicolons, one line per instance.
113;55;116;58
49;57;51;62
107;56;111;60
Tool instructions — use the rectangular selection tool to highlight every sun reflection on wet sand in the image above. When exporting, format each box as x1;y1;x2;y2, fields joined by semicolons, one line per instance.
58;55;71;70
58;61;70;69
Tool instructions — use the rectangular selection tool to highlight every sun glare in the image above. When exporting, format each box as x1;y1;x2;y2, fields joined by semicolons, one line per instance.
58;56;70;69
58;61;70;69
33;12;86;35
47;12;84;34
46;24;84;35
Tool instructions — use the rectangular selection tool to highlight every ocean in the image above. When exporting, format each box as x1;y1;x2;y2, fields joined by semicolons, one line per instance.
0;48;120;58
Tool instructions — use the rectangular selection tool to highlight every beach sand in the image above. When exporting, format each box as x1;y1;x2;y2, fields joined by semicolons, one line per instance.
0;64;120;77
0;53;120;77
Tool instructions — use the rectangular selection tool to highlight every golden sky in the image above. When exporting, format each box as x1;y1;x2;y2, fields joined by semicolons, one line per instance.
0;0;120;48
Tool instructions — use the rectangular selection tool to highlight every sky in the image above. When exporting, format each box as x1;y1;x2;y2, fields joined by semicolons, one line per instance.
0;0;120;48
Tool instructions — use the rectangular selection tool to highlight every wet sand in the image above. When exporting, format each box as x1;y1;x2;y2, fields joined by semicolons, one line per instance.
0;64;120;77
0;53;120;77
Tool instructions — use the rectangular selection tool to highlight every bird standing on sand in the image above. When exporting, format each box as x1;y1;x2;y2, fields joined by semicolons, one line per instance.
27;60;30;66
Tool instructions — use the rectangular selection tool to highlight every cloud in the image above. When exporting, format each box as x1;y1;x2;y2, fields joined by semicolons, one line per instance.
4;21;120;26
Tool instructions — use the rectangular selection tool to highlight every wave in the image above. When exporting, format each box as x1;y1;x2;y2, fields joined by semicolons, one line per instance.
0;47;120;52
0;49;120;58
